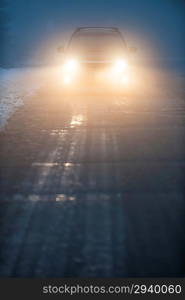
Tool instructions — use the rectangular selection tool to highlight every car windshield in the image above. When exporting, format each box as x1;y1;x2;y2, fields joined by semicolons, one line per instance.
69;32;126;53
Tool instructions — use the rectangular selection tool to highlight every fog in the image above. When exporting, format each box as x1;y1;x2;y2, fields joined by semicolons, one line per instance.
5;0;185;68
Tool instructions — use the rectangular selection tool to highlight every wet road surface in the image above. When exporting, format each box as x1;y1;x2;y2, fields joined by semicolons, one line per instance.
0;81;185;277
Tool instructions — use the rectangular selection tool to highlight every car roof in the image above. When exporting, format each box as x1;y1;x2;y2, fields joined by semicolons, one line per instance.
74;27;120;34
68;27;126;48
76;27;119;31
71;27;124;40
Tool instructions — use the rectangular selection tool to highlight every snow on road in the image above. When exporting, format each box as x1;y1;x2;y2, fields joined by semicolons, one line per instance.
0;68;43;129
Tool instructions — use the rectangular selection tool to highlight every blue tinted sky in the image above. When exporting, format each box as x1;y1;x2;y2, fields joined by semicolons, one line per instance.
8;0;185;61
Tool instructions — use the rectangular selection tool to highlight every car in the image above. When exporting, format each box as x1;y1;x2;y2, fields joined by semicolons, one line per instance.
58;27;136;93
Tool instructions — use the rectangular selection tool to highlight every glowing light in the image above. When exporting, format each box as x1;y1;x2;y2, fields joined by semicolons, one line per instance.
63;59;78;73
113;59;128;73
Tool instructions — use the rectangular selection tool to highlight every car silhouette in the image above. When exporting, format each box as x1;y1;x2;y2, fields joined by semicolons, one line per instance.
58;27;136;93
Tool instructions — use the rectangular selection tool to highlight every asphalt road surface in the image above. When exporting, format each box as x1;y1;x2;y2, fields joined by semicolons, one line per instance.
0;72;185;277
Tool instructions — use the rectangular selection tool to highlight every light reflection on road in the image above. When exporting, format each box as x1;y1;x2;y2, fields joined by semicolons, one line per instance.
70;114;85;128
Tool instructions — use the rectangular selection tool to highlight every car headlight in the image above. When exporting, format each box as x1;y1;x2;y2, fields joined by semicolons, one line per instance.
113;59;128;73
63;59;79;73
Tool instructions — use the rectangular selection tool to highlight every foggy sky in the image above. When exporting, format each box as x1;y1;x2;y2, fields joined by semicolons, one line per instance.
7;0;185;63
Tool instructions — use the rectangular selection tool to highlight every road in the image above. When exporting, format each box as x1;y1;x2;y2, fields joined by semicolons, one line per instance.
0;71;185;277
